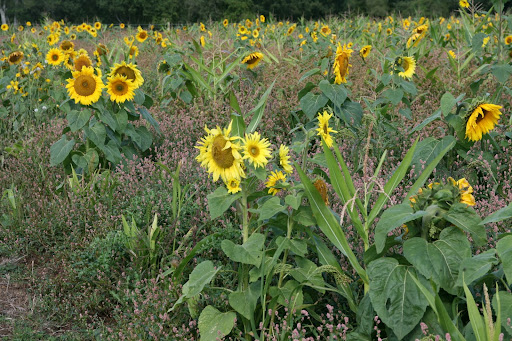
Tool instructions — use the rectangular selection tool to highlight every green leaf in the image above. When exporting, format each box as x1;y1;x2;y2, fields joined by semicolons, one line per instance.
138;107;160;134
400;80;417;95
249;196;285;221
445;203;486;246
409;109;441;134
230;112;245;137
182;260;220;298
67;109;91;132
228;281;260;320
480;202;512;225
115;109;128;132
368;258;429;340
198;306;236;341
246;80;275;133
134;89;145;105
221;233;265;266
457;250;498;286
229;90;242;115
276;236;307;257
319;80;347;107
374;204;427;253
403;227;471;294
410;136;456;176
299;68;321;83
491;64;512;84
463;276;486;341
270;280;303;310
492;291;512;332
50;136;75;166
292;206;316;226
135;126;152;151
285;193;303;210
289;257;325;292
440;92;457;115
206;187;242;219
383;88;404;105
99;140;122;164
300;92;329;120
496;235;512;286
84;121;106;147
98;110;118;131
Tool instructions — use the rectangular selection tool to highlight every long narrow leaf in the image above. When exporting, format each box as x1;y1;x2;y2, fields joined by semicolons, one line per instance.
463;276;486;341
217;55;243;84
246;80;275;133
183;63;213;94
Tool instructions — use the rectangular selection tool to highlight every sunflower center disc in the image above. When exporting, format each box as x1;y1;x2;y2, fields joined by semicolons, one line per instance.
475;110;486;124
74;75;97;96
115;66;136;81
52;55;58;61
212;136;235;169
323;124;328;134
250;147;258;156
116;84;125;92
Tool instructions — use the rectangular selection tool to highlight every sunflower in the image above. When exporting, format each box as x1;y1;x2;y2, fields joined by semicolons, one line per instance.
265;171;287;196
66;66;104;106
279;145;293;174
128;45;139;58
225;178;241;194
320;25;331;37
242;52;264;70
94;22;101;30
239;26;248;35
316;111;337;148
397;56;416;79
460;0;469;8
59;40;74;51
242;132;271;168
359;45;371;60
260;15;265;23
1;24;8;31
120;23;125;29
223;19;229;27
505;35;512;45
287;24;296;36
109;61;144;89
106;74;136;103
252;29;259;38
47;34;58;46
465;103;502;142
95;43;108;56
314;179;329;205
136;28;148;43
8;51;24;65
46;48;65;66
74;54;92;71
448;50;456;59
200;36;206;47
333;43;353;84
195;121;245;182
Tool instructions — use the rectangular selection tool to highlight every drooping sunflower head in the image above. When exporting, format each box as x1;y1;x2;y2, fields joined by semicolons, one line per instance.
46;48;65;66
505;35;512;45
278;144;293;174
464;102;502;142
136;28;148;43
74;54;92;72
242;52;264;70
8;51;24;65
195;121;245;182
316;111;338;148
397;56;416;79
242;132;272;168
359;45;372;60
128;45;139;58
109;61;144;89
333;43;353;84
265;170;287;196
106;74;136;103
314;179;329;205
59;40;74;51
66;66;105;106
96;43;108;56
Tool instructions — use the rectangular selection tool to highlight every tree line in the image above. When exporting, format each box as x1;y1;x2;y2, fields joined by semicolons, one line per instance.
0;0;505;27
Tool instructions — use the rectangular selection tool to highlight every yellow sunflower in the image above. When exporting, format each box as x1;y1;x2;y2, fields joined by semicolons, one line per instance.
195;121;245;182
242;52;264;70
320;25;331;37
94;21;101;30
223;19;229;27
59;40;74;51
46;48;65;66
265;170;287;196
316;111;338;148
106;74;136;103
74;54;92;72
260;15;265;23
66;66;105;106
460;0;469;8
128;45;139;58
242;132;272;168
333;43;353;84
279;144;293;174
1;24;8;31
109;61;144;89
505;35;512;45
252;29;259;38
397;56;416;79
8;51;24;65
448;50;456;59
465;103;502;142
136;28;148;43
359;45;372;60
225;178;241;194
120;23;125;29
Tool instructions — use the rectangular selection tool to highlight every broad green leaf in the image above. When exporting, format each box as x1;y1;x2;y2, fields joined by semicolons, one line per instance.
100;140;122;164
221;233;265;266
491;64;512;84
98;110;118;131
246;80;275;133
229;90;242;115
383;88;404;105
319;80;348;107
198;306;236;341
138;106;161;134
457;250;498;286
285;193;303;210
50;136;75;166
67;109;91;132
355;294;375;336
375;204;427;253
292;206;316;226
400;80;417;95
440;92;457;115
207;187;242;219
404;227;471;294
250;196;285;221
182;260;220;298
230;112;245;137
496;235;512;286
409;109;442;134
295;162;368;284
228;281;260;320
492;291;512;332
368;258;429;340
184;63;213;93
276;236;307;257
115;109;128;132
84;121;106;147
410;136;456;176
289;257;325;292
135;126;152;151
299;68;321;83
480;202;512;225
269;280;303;310
300;92;329;120
445;203;486;246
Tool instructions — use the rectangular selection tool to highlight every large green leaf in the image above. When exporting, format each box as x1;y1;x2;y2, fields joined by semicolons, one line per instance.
269;279;303;310
445;203;486;246
403;227;471;294
289;257;325;292
496;235;512;286
249;196;285;221
67;109;91;132
300;92;329;120
492;291;512;332
457;249;498;286
84;121;106;147
440;92;457;115
207;187;242;219
50;135;75;166
410;136;456;176
182;260;220;298
228;281;260;320
246;80;275;133
374;204;427;253
319;80;347;107
463;277;486;341
230;112;245;137
368;258;429;340
480;202;512;225
198;306;236;341
221;233;265;266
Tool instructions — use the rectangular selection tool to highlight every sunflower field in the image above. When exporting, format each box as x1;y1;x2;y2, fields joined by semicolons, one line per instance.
1;1;512;340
